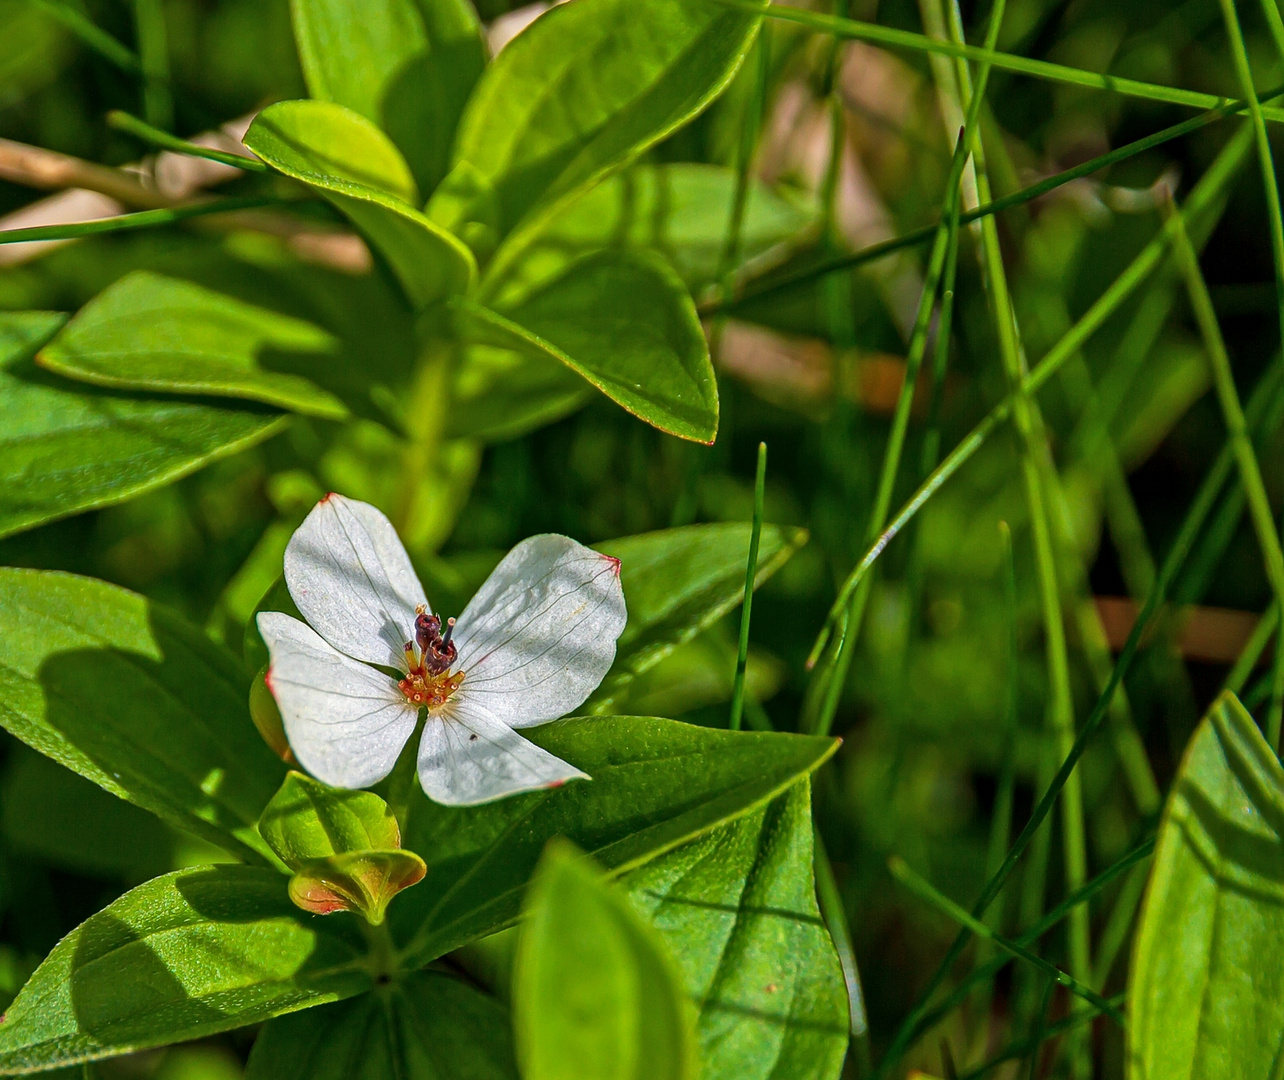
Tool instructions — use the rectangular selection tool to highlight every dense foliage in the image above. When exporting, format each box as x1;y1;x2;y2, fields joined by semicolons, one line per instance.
1;0;1283;1077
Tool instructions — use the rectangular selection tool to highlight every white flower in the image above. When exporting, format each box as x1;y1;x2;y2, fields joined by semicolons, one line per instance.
257;494;626;806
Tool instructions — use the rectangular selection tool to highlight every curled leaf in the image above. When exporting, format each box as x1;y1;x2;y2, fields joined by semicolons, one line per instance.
290;849;428;924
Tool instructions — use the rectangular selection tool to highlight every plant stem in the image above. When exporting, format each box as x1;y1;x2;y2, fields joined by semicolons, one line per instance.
887;857;1124;1024
730;442;767;731
106;110;268;172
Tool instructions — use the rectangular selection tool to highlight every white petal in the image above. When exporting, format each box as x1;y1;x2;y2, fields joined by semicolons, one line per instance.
451;534;626;727
284;494;428;667
258;610;418;789
417;695;587;806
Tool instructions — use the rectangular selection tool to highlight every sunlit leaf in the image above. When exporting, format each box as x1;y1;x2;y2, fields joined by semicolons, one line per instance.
246;970;518;1080
391;714;838;966
290;0;486;194
38;271;348;419
0;866;370;1072
0;569;288;861
0;311;286;540
455;251;716;442
514;843;697;1080
625;782;849;1080
451;0;760;248
244;100;475;307
1129;691;1284;1080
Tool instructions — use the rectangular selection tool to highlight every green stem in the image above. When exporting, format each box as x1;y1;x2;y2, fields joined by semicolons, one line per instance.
729;442;767;731
956;995;1127;1080
107;110;268;171
1225;603;1280;695
716;0;1284;120
815;830;871;1073
26;0;140;72
133;0;172;131
887;857;1124;1024
0;196;286;244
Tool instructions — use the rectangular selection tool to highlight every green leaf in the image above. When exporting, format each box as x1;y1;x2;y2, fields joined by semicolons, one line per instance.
1129;691;1284;1080
258;772;426;924
493;164;817;305
244;101;475;307
624;782;849;1080
246;970;518;1080
451;0;760;246
0;569;288;862
514;843;696;1080
589;523;808;711
0;865;370;1072
290;0;486;195
37;271;349;420
392;714;838;966
455;251;717;442
259;771;402;864
0;311;286;540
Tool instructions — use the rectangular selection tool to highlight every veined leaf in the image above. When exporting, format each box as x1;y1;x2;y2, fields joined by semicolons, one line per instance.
0;569;288;861
290;0;486;195
625;782;848;1080
1129;691;1284;1080
392;714;838;967
447;343;591;443
0;866;369;1072
246;970;518;1080
455;251;716;443
514;843;697;1080
452;0;760;254
0;311;286;540
38;271;348;420
244;101;475;308
589;523;808;711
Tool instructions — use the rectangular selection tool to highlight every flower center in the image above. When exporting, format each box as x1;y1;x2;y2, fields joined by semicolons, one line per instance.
398;606;464;709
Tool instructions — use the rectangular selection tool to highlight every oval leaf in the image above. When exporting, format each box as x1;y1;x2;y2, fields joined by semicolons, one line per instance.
0;569;288;861
455;252;717;442
37;271;349;419
0;311;286;540
1128;691;1284;1080
244;100;475;308
391;714;838;966
452;0;760;243
514;842;697;1080
246;970;518;1080
0;865;370;1073
625;782;849;1080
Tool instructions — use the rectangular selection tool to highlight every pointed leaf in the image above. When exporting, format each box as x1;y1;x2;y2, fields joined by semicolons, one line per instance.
244;101;475;307
452;0;760;246
391;715;838;966
246;970;518;1080
0;569;288;861
514;843;697;1080
625;782;849;1080
37;272;348;419
455;251;716;442
589;523;808;711
0;866;370;1073
0;311;286;540
1129;691;1284;1080
290;0;486;194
